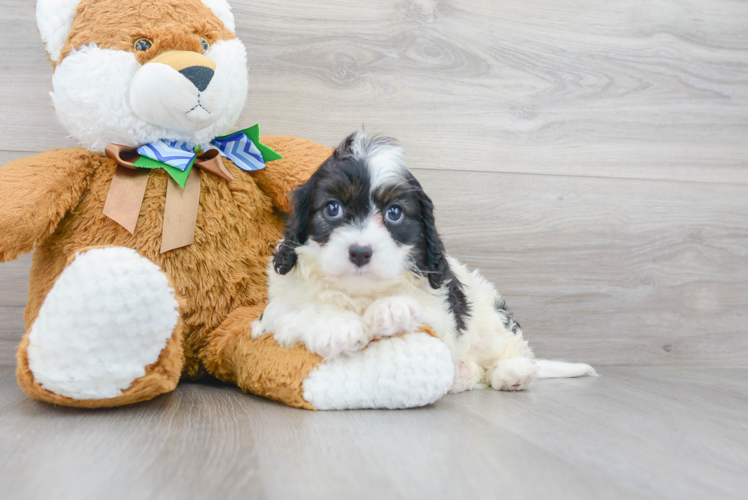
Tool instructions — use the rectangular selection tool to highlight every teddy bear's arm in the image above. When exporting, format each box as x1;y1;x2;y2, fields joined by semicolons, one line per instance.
249;136;333;212
0;148;93;262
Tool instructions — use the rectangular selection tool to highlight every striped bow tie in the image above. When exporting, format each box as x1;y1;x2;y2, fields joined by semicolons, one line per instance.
135;125;282;188
103;124;282;253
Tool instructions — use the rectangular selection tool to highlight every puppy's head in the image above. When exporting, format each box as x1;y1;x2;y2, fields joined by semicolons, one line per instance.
274;132;450;293
37;0;247;151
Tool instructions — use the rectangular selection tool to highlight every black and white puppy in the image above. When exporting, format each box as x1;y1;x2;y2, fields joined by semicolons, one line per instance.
253;132;595;392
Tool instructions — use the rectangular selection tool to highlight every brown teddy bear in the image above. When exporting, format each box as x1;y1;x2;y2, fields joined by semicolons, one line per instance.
0;0;454;410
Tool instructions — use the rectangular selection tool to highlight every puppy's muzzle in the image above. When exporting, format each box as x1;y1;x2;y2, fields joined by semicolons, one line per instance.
148;51;217;92
349;245;373;267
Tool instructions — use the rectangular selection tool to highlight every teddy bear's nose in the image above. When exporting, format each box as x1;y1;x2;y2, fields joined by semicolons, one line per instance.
179;66;214;92
145;51;218;93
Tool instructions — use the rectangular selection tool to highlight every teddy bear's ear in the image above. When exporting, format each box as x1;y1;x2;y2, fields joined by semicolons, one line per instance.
36;0;82;63
201;0;236;33
37;0;236;63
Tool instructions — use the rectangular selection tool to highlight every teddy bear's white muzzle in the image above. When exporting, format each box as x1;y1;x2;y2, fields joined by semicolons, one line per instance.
129;54;230;133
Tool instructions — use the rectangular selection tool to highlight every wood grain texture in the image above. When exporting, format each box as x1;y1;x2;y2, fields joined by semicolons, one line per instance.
1;365;746;500
0;1;747;183
414;169;748;366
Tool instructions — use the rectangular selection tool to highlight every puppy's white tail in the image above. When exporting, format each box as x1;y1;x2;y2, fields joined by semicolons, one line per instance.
536;360;598;379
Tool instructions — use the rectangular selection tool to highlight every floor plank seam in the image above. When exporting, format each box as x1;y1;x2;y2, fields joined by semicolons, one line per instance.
410;166;748;187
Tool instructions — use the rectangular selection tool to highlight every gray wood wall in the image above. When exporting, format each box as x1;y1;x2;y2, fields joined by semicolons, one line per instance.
1;0;746;366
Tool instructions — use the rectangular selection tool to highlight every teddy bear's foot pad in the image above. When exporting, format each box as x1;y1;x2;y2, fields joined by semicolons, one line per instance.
302;332;454;410
26;247;180;400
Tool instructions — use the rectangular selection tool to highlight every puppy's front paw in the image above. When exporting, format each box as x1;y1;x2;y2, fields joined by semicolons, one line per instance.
450;361;473;394
304;315;370;359
364;296;424;338
490;357;539;391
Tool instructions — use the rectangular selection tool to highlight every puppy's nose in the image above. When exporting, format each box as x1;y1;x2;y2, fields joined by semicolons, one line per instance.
179;66;214;92
349;245;373;267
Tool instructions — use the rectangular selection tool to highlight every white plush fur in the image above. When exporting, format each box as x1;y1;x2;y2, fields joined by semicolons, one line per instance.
303;332;454;410
36;0;81;62
255;135;597;393
129;59;230;134
37;0;236;62
200;0;236;32
27;248;180;400
51;39;248;152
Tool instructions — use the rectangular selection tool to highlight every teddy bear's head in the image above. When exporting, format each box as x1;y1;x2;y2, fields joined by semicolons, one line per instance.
38;0;248;152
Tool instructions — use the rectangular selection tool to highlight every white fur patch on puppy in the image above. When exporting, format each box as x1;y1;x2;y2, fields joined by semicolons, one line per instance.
363;296;424;338
27;247;180;400
349;132;407;192
302;313;370;359
309;220;413;294
536;360;598;378
37;0;81;62
490;357;539;391
303;332;454;410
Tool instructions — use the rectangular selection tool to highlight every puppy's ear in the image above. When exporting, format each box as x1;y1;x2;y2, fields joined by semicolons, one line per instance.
412;177;472;331
273;178;315;275
413;179;449;289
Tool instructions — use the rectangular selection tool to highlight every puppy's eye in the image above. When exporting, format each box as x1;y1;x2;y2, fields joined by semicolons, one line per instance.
134;38;153;52
324;202;344;220
200;37;210;52
385;205;404;224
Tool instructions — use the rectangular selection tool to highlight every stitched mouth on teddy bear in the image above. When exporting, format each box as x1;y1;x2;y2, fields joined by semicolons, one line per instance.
186;95;212;116
129;51;230;133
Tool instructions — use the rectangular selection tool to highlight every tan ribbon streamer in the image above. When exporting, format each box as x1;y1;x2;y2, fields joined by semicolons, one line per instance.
103;144;235;253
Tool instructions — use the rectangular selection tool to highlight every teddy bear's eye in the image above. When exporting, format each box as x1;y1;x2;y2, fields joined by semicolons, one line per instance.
134;38;153;52
200;37;210;52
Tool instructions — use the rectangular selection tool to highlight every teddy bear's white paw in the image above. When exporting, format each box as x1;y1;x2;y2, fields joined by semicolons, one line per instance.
26;247;179;400
363;296;424;339
490;357;539;391
303;332;454;410
302;314;370;359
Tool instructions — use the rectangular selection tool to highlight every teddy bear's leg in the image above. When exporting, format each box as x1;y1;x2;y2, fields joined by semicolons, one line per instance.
202;308;454;410
16;247;185;408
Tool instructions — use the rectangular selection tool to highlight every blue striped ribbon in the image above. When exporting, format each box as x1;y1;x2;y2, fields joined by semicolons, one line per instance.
137;141;197;172
211;132;266;172
136;132;268;180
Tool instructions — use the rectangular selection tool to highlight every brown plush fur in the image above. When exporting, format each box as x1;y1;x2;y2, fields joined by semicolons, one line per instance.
203;305;322;410
2;136;332;407
59;0;234;64
0;149;93;262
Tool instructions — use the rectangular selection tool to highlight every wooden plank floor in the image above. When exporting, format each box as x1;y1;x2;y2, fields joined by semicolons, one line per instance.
1;366;746;500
